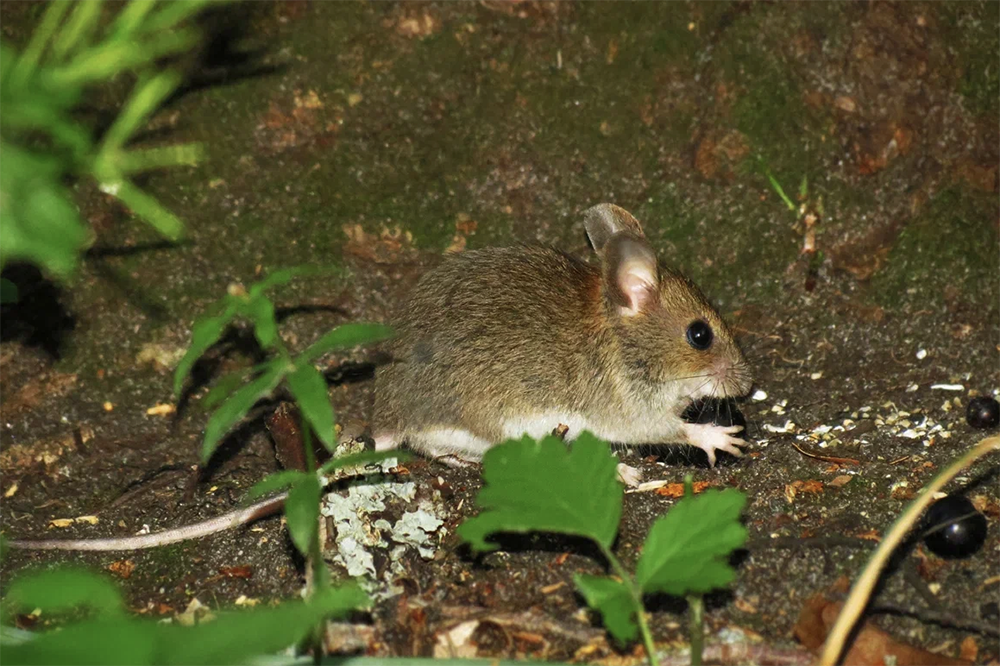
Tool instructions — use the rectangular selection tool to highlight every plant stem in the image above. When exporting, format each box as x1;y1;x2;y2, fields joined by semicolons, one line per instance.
300;421;328;664
600;544;658;666
687;594;703;666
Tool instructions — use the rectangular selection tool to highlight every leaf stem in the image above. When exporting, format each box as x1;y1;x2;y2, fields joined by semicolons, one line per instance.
600;544;658;666
687;594;703;666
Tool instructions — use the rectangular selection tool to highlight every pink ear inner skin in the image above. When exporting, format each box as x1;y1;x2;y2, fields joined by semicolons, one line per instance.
618;259;658;313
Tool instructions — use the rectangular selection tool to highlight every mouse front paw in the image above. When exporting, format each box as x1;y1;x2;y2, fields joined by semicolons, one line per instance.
682;423;748;467
616;462;643;488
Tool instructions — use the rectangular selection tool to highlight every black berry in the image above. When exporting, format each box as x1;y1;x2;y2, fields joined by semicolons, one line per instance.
966;396;1000;429
922;495;988;559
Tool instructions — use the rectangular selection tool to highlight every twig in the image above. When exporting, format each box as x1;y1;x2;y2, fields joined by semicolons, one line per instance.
869;603;1000;637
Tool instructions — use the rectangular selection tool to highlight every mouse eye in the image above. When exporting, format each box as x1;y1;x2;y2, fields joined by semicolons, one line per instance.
686;320;713;351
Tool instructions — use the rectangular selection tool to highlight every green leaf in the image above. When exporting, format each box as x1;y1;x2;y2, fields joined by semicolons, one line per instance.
245;294;278;349
284;475;321;557
2;616;158;665
50;0;102;63
247;267;304;297
2;583;369;666
103;179;184;240
51;28;200;86
317;449;410;477
574;574;638;642
300;323;394;363
457;432;623;553
109;0;158;39
97;70;183;154
158;582;368;665
116;143;204;174
2;568;123;623
6;3;71;90
201;364;285;462
199;368;250;412
635;489;748;597
286;363;335;449
244;470;308;502
173;305;237;396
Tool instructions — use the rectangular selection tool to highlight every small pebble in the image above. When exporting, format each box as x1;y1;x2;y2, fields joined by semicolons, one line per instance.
916;349;927;360
966;396;999;429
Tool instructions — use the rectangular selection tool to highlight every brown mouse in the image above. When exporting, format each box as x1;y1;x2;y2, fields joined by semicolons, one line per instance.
6;204;750;551
372;203;752;470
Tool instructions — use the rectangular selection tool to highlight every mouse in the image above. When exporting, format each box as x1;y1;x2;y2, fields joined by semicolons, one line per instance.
371;203;752;472
5;204;751;551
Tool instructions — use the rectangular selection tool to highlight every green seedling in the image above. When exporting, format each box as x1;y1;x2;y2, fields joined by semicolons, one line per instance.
174;268;394;659
458;433;748;666
173;268;392;461
0;0;211;280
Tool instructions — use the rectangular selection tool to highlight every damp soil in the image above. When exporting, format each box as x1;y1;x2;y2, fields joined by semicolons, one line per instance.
1;2;998;663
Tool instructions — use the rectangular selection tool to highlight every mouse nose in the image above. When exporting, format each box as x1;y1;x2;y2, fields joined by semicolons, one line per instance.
712;357;752;396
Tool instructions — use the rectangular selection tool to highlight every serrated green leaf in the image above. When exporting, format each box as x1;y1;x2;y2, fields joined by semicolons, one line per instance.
317;449;410;476
457;432;623;552
202;364;285;462
286;363;335;449
2;567;123;623
285;475;321;557
635;489;748;596
174;305;237;396
300;323;393;363
245;470;309;502
574;574;637;642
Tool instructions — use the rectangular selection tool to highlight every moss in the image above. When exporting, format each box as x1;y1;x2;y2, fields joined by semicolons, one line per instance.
939;1;1000;118
870;187;998;308
711;5;839;190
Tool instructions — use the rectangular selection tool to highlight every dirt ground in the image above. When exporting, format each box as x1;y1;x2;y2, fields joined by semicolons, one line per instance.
2;2;998;664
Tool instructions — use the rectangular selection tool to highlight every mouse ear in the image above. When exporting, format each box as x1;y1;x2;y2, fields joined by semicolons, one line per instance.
583;204;646;253
603;236;659;315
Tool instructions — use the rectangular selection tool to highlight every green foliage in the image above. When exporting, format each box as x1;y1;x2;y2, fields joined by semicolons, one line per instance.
285;474;322;557
172;270;392;461
459;434;748;662
1;568;124;625
575;575;638;642
635;489;747;596
1;569;368;666
458;432;623;552
0;0;212;280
